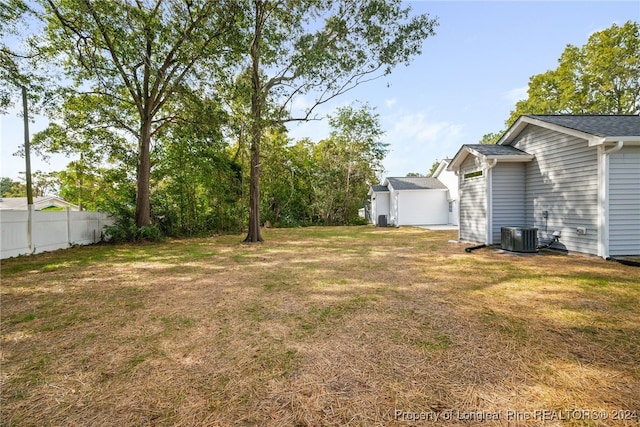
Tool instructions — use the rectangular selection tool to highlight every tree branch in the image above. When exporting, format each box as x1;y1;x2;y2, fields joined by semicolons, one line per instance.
79;0;143;117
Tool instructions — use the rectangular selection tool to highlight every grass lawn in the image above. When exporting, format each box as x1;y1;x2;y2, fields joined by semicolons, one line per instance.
1;226;639;426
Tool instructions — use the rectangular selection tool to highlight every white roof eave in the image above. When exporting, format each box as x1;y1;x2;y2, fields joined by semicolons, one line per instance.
485;154;535;162
499;116;597;146
591;136;640;146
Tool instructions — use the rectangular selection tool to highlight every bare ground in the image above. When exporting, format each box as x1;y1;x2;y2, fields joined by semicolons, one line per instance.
1;226;639;426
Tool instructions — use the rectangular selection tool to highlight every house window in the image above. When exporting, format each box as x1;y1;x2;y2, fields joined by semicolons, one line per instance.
464;170;483;180
448;201;453;213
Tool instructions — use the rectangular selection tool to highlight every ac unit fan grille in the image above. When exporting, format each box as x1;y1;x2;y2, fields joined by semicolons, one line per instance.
501;227;538;253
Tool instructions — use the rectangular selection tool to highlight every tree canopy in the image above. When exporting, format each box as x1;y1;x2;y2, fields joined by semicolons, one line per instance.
39;0;241;227
0;0;31;112
238;0;437;241
507;21;640;126
8;0;436;241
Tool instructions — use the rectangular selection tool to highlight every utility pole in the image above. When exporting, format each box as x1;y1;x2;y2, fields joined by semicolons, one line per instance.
22;86;34;253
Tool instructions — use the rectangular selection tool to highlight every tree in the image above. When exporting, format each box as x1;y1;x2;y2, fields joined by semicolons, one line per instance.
478;132;500;145
240;0;437;242
508;21;640;125
6;170;59;197
2;181;26;197
257;106;388;227
29;94;137;212
0;177;18;196
301;105;387;225
427;160;440;177
2;1;52;117
40;0;241;227
55;161;100;211
259;130;314;226
151;90;244;235
406;172;424;177
0;0;31;112
2;1;49;210
327;105;387;223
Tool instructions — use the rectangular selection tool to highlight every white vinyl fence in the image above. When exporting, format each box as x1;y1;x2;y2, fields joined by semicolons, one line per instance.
0;208;114;259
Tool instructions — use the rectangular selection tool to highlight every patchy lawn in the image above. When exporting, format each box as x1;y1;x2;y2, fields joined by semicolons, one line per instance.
1;226;639;426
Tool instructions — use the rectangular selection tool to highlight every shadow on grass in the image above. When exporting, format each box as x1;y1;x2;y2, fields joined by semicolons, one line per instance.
1;227;638;425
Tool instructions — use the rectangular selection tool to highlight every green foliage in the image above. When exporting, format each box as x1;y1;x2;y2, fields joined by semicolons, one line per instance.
105;223;163;244
0;0;31;111
150;90;245;236
237;0;437;241
30;97;134;165
53;163;134;212
260;105;387;226
40;0;242;227
315;104;388;224
427;160;441;177
260;131;315;227
99;171;162;243
478;132;500;145
0;171;58;197
0;177;18;197
1;1;52;114
508;21;640;125
9;1;436;240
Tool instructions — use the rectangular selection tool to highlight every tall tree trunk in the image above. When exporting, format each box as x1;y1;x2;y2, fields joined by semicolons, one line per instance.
244;1;264;243
344;161;352;224
245;136;262;242
135;120;152;227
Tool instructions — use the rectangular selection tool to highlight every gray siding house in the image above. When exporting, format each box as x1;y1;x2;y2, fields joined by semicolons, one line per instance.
448;115;640;258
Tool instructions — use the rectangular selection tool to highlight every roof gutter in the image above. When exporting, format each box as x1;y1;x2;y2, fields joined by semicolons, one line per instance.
590;136;640;147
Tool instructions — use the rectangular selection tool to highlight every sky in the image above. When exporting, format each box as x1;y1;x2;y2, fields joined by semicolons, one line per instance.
1;1;639;183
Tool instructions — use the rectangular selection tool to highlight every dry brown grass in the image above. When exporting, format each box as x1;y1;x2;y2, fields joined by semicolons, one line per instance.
1;226;639;426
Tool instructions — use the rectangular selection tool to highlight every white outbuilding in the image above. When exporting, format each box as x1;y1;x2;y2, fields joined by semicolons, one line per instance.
369;176;451;227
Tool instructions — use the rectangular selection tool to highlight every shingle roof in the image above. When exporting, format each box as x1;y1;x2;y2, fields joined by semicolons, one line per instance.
386;177;447;191
0;196;79;210
370;185;389;192
528;115;640;137
447;144;534;171
465;144;531;157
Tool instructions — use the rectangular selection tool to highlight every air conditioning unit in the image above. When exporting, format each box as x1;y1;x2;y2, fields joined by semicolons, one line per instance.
501;227;538;253
378;215;388;227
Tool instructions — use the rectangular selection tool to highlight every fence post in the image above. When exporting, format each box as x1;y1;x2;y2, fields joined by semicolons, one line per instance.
67;206;72;247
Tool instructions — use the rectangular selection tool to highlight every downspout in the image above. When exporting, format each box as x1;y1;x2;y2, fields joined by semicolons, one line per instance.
605;140;623;155
598;141;624;258
484;159;498;245
454;170;461;241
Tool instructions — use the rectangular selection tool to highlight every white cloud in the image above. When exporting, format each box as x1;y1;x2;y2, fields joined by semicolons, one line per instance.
287;118;331;142
384;98;397;108
288;105;468;179
289;94;318;116
380;111;465;177
390;113;462;143
503;86;528;105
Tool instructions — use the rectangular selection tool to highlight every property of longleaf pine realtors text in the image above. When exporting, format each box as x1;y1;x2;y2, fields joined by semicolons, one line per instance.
394;409;638;422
